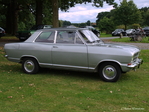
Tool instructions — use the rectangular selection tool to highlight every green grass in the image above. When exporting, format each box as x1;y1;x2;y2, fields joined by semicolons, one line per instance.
0;35;19;42
100;33;112;37
111;36;149;43
0;46;149;112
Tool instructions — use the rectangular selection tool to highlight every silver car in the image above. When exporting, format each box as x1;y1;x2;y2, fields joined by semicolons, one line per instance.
4;28;143;82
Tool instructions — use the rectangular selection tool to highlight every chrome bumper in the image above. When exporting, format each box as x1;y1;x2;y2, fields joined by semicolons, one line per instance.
128;58;143;69
5;55;8;58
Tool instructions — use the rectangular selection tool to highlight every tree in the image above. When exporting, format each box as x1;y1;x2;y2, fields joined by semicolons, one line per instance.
113;0;141;29
98;17;115;33
52;0;116;28
62;20;71;27
0;0;117;34
1;0;19;35
96;12;110;23
144;10;149;26
51;0;59;28
0;0;35;34
86;20;91;26
139;7;149;26
36;0;43;25
79;23;87;27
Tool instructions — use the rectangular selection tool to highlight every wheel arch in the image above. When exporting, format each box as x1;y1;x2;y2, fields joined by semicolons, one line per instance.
97;60;123;82
96;60;122;72
20;55;39;64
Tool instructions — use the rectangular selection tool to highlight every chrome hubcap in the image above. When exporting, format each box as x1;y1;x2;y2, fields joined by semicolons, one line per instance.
24;60;34;73
103;65;117;80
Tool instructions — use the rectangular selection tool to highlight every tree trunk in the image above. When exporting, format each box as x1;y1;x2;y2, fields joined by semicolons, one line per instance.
36;0;43;25
6;3;12;34
51;0;59;28
6;0;18;35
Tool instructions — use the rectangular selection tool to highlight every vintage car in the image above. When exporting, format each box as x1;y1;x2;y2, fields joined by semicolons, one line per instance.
4;28;143;82
112;29;126;36
0;27;5;38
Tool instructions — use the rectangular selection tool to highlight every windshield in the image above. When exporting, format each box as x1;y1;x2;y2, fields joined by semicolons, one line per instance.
79;29;101;43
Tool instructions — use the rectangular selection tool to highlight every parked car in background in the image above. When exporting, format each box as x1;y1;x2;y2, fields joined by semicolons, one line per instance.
143;27;149;36
4;28;143;82
112;29;126;36
126;29;136;36
0;27;5;38
16;24;52;41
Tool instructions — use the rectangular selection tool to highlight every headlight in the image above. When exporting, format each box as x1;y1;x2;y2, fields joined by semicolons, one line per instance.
131;52;139;63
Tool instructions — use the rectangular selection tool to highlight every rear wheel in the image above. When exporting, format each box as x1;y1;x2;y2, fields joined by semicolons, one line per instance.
99;62;121;82
22;58;39;74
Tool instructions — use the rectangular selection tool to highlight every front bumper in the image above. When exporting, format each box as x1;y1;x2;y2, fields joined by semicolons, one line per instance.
127;58;143;69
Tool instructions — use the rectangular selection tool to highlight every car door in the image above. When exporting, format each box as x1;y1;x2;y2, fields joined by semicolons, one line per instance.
51;30;88;70
34;31;55;65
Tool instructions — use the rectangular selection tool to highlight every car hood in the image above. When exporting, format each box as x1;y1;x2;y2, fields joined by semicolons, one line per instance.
97;42;140;53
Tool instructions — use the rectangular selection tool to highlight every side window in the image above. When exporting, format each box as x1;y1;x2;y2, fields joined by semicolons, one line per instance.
56;31;84;44
56;31;75;44
35;31;55;43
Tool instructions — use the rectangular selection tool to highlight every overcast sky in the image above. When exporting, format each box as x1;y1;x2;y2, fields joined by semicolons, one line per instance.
59;0;149;23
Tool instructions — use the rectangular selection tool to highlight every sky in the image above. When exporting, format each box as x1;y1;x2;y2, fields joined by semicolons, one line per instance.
59;0;149;23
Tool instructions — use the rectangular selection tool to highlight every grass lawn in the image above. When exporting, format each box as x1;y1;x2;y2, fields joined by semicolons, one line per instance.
111;36;149;43
100;33;112;37
0;35;18;41
0;45;149;112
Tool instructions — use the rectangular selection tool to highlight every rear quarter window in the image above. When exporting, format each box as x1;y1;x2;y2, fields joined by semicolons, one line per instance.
35;31;55;43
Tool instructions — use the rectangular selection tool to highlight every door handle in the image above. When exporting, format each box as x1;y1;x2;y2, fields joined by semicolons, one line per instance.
53;46;58;48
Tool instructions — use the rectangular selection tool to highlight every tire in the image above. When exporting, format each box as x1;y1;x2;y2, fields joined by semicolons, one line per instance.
99;62;121;82
22;58;40;74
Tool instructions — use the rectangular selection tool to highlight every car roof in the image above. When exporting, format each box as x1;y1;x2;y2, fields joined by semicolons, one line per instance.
25;27;89;42
36;27;87;32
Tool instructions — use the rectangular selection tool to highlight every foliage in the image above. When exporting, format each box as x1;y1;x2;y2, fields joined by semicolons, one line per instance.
143;10;149;26
116;25;125;29
113;0;141;29
98;17;115;33
62;20;72;27
139;7;149;26
131;24;140;29
0;46;149;111
96;1;149;33
96;11;112;24
86;20;91;26
0;0;148;34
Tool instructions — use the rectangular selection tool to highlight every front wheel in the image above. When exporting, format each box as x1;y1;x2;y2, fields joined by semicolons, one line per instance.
22;58;40;74
99;62;121;82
